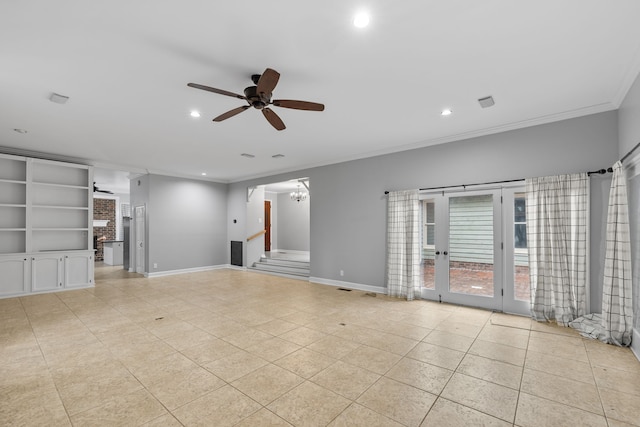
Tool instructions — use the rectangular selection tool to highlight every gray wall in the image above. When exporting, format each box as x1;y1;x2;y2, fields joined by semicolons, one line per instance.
618;71;640;339
277;192;310;251
228;111;619;301
131;174;227;273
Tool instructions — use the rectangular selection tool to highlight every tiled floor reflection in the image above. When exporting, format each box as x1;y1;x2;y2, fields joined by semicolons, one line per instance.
1;266;639;426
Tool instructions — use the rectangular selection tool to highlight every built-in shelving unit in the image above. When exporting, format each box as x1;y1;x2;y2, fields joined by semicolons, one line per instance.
0;153;94;298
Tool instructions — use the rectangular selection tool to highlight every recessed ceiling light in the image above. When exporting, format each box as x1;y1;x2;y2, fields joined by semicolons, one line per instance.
201;172;207;176
272;154;285;158
353;11;370;28
241;153;255;158
441;108;453;116
190;110;201;118
13;128;28;134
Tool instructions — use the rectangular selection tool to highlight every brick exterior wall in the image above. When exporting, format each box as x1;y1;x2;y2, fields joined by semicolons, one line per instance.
93;198;116;261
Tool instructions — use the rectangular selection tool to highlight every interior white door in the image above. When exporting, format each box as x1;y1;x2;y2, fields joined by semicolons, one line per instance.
134;205;145;274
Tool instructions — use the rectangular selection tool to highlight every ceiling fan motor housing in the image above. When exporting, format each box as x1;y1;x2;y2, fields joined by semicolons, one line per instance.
244;86;270;109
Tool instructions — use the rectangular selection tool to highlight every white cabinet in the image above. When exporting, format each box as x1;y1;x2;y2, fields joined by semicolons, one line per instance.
103;241;123;265
0;251;94;297
0;153;94;298
64;252;94;288
32;254;64;292
0;256;29;297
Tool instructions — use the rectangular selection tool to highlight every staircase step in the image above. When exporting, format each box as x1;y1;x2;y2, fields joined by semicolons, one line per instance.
258;258;310;269
253;262;309;276
252;262;309;276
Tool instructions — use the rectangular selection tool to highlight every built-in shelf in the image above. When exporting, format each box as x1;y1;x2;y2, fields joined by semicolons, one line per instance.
33;205;89;210
0;154;93;255
32;181;89;189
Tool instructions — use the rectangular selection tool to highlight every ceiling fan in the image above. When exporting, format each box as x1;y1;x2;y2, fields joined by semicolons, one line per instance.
188;68;324;131
93;182;113;194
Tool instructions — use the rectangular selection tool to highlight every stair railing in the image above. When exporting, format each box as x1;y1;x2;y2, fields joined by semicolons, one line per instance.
247;229;267;242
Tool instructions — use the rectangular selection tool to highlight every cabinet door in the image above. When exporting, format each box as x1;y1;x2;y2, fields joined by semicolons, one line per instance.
64;252;94;288
0;256;29;296
32;255;63;292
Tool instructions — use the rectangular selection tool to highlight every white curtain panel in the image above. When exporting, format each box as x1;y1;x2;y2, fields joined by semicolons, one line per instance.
601;161;633;346
386;190;421;300
525;173;589;325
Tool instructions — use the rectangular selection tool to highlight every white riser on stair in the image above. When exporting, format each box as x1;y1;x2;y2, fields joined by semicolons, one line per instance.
253;263;309;275
258;258;310;269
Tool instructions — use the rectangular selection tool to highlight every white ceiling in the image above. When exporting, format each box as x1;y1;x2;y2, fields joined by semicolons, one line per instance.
2;1;640;191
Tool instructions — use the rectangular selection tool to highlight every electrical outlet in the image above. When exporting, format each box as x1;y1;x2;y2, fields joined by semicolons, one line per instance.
340;270;344;277
153;263;158;269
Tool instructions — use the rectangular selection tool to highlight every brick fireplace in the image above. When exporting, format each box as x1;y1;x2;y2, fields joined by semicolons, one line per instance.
93;198;116;261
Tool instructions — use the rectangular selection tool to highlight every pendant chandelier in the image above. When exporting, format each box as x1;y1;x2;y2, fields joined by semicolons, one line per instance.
290;184;308;202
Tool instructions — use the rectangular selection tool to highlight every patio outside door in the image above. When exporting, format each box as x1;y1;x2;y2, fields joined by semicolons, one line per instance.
420;187;529;315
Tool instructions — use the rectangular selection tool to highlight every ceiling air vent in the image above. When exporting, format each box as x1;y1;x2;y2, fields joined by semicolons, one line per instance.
478;96;495;108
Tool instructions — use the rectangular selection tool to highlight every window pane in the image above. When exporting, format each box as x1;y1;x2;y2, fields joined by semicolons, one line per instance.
426;202;435;223
514;223;527;248
514;198;526;223
427;224;434;245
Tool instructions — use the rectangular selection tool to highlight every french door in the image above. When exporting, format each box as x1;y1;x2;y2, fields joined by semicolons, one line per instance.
420;187;530;315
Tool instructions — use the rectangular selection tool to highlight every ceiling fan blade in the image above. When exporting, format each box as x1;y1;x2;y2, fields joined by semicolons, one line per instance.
262;108;286;131
272;99;325;111
187;83;246;100
213;105;250;122
256;68;280;95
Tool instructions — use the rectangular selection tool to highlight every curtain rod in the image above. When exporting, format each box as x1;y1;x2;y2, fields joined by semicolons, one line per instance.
384;167;614;195
621;140;640;163
384;178;525;194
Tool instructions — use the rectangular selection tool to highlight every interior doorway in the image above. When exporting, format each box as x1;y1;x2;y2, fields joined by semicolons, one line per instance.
246;178;311;277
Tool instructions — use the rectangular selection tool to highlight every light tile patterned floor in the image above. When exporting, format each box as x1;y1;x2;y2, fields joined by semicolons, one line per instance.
1;266;639;426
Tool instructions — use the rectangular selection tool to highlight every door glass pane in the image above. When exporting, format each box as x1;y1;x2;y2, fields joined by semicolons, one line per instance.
514;193;530;301
448;194;494;297
421;199;435;289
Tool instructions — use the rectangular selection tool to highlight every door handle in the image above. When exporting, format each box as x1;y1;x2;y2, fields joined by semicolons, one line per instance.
435;251;440;255
443;251;448;255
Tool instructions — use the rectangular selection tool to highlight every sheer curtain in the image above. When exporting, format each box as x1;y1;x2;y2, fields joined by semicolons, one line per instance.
601;161;633;346
386;190;421;300
525;173;589;325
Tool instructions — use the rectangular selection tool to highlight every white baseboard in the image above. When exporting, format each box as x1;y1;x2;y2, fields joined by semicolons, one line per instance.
309;277;385;294
632;327;640;362
145;264;229;278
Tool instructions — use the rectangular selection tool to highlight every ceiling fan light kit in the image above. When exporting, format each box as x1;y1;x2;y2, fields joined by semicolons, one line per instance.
188;68;324;131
